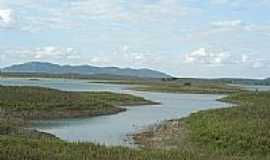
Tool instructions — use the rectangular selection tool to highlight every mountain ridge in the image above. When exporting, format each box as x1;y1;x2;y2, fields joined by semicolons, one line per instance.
1;62;171;79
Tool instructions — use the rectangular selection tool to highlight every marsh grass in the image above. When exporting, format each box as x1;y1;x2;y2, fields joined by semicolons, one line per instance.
0;86;156;120
90;80;244;94
134;84;244;94
134;91;270;159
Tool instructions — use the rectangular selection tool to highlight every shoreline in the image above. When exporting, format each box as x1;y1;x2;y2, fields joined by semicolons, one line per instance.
13;100;159;121
132;91;270;159
132;95;234;148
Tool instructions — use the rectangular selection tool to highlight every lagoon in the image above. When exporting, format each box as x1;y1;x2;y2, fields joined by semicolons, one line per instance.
0;78;231;146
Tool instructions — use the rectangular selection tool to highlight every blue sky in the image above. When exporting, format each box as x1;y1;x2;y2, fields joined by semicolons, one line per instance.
0;0;270;78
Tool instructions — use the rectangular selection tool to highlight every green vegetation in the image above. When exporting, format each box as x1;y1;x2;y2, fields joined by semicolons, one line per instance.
134;91;270;159
0;136;203;160
134;83;244;94
91;80;244;94
0;84;269;159
0;71;162;81
0;86;156;120
192;92;270;155
1;91;270;159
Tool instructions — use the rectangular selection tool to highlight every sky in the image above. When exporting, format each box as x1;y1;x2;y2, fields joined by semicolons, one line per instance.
0;0;270;78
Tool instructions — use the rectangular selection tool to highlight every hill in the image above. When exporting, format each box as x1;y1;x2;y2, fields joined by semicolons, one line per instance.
1;62;171;79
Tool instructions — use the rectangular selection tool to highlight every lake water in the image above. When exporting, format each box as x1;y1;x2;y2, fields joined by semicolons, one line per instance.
0;77;232;146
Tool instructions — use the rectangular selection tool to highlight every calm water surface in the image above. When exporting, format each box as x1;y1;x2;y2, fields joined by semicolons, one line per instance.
0;77;232;146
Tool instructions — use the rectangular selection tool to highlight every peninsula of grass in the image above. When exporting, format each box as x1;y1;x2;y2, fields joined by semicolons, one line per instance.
134;91;270;159
134;84;244;94
91;80;244;94
0;86;157;120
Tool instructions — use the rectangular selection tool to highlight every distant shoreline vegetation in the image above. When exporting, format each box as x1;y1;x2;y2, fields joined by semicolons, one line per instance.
90;80;246;94
1;71;270;86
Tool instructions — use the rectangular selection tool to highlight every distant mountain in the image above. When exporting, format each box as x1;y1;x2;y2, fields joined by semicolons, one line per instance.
263;78;270;83
2;62;171;79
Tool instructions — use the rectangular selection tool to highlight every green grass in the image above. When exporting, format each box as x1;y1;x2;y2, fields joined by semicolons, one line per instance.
134;84;243;94
0;136;202;160
134;91;270;159
0;86;156;120
91;80;244;94
186;92;270;155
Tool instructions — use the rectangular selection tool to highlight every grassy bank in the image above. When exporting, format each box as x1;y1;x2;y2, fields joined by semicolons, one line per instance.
91;80;244;94
133;84;243;94
134;91;270;159
0;86;157;120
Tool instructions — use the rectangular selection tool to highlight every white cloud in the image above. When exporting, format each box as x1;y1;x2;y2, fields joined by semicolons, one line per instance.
89;45;149;67
184;48;231;65
117;45;146;61
210;0;230;5
184;49;270;69
211;20;270;34
67;0;188;22
252;61;264;69
89;57;110;65
209;0;246;7
0;8;16;28
211;20;245;28
239;54;269;69
0;52;6;62
29;46;80;59
1;46;80;60
209;16;270;34
87;45;172;69
185;20;270;42
0;0;194;32
241;54;248;63
245;24;270;36
209;0;270;8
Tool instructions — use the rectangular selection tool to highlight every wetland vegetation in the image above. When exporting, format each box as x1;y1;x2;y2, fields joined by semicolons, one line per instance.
0;80;269;159
0;85;157;120
134;91;270;159
91;80;244;94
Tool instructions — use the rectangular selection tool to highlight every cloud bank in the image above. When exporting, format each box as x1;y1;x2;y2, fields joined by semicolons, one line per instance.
0;8;15;28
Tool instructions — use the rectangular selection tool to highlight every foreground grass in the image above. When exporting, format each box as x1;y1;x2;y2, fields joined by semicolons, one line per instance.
0;115;194;160
134;92;270;159
0;86;156;120
0;135;204;160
